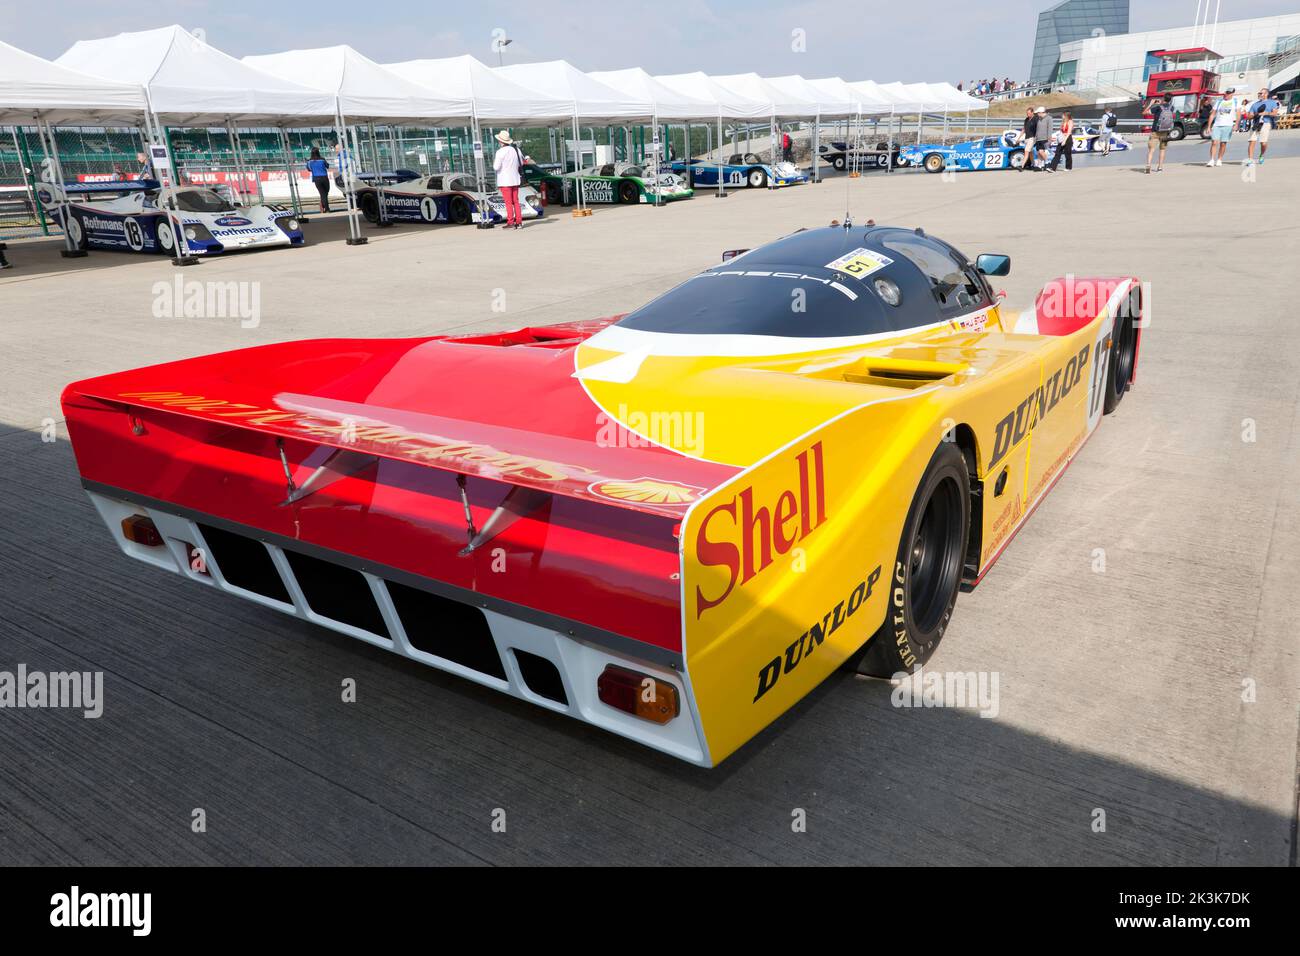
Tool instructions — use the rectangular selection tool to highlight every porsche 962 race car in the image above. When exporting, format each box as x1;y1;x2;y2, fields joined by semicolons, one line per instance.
901;131;1029;173
523;161;692;205
62;223;1141;767
39;179;304;255
351;171;543;225
670;153;807;188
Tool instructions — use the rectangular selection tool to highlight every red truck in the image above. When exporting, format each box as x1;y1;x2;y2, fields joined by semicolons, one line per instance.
1142;47;1225;140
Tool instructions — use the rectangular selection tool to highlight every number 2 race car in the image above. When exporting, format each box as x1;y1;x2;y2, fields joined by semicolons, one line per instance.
351;171;543;226
671;153;808;188
39;180;304;255
62;224;1141;767
523;161;692;205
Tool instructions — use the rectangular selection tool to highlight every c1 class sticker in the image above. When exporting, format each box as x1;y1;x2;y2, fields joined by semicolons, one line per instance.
825;248;893;279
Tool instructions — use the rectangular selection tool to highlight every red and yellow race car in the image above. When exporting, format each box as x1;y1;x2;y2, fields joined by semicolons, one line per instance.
62;224;1141;767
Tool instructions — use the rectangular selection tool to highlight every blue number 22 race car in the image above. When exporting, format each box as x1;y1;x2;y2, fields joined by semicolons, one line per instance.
901;131;1028;173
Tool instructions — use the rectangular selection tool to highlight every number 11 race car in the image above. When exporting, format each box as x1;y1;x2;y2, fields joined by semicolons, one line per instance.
39;180;304;255
62;224;1141;767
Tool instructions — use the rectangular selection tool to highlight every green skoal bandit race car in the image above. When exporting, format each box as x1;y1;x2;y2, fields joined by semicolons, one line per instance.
522;161;693;205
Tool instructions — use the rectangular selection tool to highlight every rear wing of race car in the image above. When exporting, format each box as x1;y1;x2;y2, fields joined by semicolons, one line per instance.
60;179;160;195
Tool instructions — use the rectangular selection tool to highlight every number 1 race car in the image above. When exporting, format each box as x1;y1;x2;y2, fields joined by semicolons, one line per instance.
62;224;1141;767
39;180;304;255
670;153;808;188
351;171;543;226
522;162;692;205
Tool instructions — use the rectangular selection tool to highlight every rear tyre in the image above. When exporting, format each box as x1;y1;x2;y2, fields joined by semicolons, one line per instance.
747;168;767;188
358;192;380;224
618;180;639;204
832;155;846;171
850;442;970;678
1103;288;1140;414
543;181;565;206
449;195;472;225
923;153;945;173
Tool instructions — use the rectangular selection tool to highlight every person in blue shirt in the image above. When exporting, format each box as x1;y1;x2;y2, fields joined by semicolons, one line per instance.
1245;88;1280;166
305;147;332;213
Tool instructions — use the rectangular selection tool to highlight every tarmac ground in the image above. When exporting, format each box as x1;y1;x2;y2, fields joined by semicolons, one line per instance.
1;131;1297;865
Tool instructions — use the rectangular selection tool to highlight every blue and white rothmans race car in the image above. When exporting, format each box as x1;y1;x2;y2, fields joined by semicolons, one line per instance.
38;180;304;255
351;171;543;226
670;152;807;188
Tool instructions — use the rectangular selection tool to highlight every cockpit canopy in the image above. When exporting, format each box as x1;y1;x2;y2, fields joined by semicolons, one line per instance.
726;153;766;166
616;225;993;339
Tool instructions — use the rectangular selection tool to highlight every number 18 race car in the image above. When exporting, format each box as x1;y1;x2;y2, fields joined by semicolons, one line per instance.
39;180;304;255
62;224;1141;767
350;171;543;226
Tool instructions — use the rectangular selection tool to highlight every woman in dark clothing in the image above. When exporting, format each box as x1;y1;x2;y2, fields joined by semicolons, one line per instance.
306;147;331;213
1046;111;1074;172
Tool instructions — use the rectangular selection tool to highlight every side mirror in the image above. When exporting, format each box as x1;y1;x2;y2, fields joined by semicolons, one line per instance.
976;253;1011;277
721;248;750;262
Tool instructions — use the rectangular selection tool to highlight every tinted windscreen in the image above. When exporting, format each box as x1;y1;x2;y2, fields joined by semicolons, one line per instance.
173;190;234;213
617;269;894;338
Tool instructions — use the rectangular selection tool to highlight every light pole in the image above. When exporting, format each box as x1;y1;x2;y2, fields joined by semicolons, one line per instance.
496;37;512;67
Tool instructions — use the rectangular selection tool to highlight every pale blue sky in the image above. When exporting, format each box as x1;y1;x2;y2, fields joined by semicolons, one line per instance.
4;0;1296;82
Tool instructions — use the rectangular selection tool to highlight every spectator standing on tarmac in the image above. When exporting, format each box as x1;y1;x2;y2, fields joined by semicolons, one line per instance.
491;129;527;230
1098;106;1118;155
1245;88;1280;166
1145;94;1174;173
1019;107;1037;170
1033;107;1052;170
1046;111;1074;172
305;147;331;213
781;129;793;162
1206;89;1237;166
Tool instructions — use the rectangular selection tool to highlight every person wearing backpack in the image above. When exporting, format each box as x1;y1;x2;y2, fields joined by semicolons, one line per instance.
1098;107;1118;156
1145;93;1174;173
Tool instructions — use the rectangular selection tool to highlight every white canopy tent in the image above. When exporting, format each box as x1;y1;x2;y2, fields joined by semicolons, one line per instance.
495;60;654;210
710;73;819;189
385;55;570;125
245;45;477;238
1;39;149;258
58;26;339;260
655;71;768;197
0;39;147;126
765;74;856;181
588;68;719;202
58;26;336;124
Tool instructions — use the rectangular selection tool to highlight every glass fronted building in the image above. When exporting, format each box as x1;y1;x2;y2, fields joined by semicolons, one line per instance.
1029;0;1131;84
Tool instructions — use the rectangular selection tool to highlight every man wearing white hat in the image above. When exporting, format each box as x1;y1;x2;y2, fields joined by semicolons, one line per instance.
492;130;527;230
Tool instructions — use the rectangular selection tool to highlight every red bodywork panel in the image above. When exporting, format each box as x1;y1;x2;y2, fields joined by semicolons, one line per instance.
62;326;740;655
